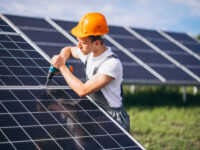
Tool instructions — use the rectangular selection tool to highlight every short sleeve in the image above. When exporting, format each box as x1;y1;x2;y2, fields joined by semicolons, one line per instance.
98;58;122;79
77;48;87;63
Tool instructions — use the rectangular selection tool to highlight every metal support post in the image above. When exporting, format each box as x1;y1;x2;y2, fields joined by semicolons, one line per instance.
182;86;187;102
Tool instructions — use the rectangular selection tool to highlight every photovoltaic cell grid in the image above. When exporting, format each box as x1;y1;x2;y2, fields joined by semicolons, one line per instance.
132;28;200;78
0;89;142;150
5;15;85;80
108;26;197;83
165;31;200;56
5;15;71;57
0;33;67;86
0;18;15;32
53;19;77;39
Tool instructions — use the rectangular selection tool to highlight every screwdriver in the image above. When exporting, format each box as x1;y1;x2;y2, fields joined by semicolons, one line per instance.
45;63;73;86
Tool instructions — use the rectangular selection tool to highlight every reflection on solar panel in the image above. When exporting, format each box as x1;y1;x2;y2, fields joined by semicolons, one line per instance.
0;88;144;150
5;15;85;80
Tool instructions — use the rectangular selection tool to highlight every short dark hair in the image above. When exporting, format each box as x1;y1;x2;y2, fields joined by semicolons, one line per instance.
89;35;104;45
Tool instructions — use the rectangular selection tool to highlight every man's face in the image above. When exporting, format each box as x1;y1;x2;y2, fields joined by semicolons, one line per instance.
77;37;95;55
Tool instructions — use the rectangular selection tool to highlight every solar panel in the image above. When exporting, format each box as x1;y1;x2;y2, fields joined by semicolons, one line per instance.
121;27;198;84
165;31;200;55
0;33;68;86
0;88;144;150
0;34;44;86
107;26;181;83
132;28;200;82
53;19;77;37
5;14;85;80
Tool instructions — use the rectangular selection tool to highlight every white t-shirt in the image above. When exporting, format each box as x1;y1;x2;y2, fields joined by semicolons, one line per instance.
77;47;123;107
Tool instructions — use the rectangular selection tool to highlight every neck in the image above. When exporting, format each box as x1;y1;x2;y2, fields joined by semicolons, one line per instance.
93;45;107;57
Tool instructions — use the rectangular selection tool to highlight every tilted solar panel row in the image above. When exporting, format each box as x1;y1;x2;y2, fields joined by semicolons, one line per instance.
107;26;198;84
3;14;199;85
3;14;86;81
0;88;144;150
165;31;200;56
132;28;200;79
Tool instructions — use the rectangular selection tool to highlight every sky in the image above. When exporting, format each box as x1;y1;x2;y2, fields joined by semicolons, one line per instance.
0;0;200;37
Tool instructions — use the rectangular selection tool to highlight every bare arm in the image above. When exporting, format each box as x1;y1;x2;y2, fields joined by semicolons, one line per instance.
59;64;114;97
60;46;80;61
51;52;114;97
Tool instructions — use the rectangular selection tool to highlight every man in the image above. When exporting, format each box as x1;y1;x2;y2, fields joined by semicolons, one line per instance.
51;12;130;132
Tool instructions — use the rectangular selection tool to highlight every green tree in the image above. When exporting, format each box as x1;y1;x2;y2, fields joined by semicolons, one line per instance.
197;34;200;40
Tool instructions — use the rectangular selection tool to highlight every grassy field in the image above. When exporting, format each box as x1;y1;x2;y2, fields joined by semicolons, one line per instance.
123;86;200;150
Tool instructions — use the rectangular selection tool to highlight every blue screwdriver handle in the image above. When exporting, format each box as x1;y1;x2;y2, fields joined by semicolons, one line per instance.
47;63;73;80
49;63;71;73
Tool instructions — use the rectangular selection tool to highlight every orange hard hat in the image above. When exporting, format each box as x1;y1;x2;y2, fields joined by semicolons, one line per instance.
71;12;109;37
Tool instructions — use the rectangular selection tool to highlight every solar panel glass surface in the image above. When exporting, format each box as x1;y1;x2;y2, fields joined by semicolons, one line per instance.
0;18;15;32
5;15;86;80
53;19;77;36
165;31;200;55
5;15;72;57
0;89;143;150
116;27;196;83
0;34;67;86
133;28;200;80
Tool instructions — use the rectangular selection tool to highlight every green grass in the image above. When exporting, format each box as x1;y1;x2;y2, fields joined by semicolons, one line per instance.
123;86;200;150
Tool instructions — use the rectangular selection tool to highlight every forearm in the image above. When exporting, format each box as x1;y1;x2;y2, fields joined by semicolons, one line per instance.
60;65;86;97
60;47;72;62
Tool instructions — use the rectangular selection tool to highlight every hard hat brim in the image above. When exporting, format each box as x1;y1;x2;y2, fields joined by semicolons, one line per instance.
71;25;88;38
71;25;109;38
